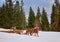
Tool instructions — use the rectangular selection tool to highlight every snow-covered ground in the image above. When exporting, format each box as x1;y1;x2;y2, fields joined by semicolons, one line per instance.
0;28;60;42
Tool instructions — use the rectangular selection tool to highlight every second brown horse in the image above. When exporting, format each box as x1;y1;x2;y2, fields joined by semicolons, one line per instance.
26;27;39;36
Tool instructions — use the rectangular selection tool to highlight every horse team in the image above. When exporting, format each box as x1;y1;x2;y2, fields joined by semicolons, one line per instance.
26;27;40;36
12;26;40;36
0;27;40;36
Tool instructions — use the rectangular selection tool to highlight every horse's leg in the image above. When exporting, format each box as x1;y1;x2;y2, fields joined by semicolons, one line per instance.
26;32;28;35
37;32;39;37
29;32;32;36
34;33;36;36
26;31;28;35
34;33;38;37
30;30;33;36
27;32;30;35
26;31;27;35
27;32;29;35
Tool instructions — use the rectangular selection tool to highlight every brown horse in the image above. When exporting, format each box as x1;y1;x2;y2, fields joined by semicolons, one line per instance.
26;27;39;36
26;28;32;35
32;27;39;36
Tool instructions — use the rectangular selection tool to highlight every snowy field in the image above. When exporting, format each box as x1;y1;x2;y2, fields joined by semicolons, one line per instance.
0;28;60;42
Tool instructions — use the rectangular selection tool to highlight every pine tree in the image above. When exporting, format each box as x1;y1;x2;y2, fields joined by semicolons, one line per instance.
58;8;60;31
4;0;10;28
20;0;27;29
51;4;58;31
57;1;60;31
20;8;27;29
55;0;60;31
28;7;35;28
7;0;13;28
13;0;26;30
51;0;60;31
4;0;13;28
35;7;42;29
13;1;21;29
51;4;55;26
0;3;9;28
0;4;5;28
41;8;49;31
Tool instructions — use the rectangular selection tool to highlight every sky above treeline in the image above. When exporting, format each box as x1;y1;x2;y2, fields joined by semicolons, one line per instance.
0;0;55;23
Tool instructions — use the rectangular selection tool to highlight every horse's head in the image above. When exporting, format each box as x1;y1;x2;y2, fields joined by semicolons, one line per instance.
34;27;40;31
